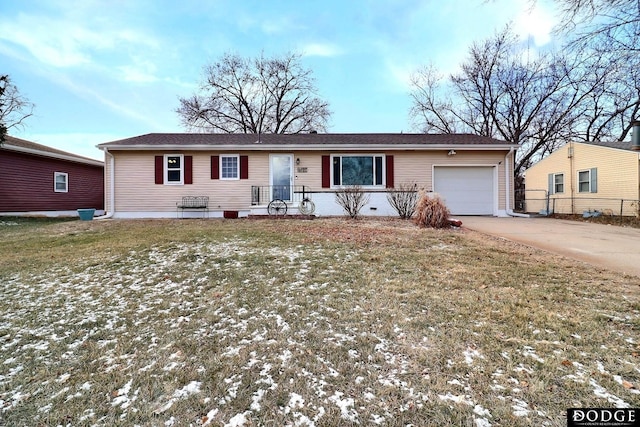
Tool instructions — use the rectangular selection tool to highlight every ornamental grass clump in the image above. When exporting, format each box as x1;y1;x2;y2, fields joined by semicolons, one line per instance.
414;191;451;228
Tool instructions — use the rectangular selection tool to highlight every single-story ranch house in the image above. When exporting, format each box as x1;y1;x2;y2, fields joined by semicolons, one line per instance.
97;133;519;218
1;135;104;216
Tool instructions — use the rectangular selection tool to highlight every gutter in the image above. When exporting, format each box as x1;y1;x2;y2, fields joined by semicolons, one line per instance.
97;143;520;152
505;146;530;218
94;147;115;220
2;144;104;167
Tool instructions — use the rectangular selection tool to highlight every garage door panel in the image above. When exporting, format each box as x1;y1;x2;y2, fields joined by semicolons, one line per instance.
434;167;494;215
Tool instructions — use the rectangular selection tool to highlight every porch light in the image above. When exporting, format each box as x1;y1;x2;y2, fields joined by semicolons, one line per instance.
296;158;301;165
447;150;457;156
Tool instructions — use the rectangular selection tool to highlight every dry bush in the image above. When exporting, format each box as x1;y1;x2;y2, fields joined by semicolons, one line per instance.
334;185;370;219
414;191;451;228
386;182;418;219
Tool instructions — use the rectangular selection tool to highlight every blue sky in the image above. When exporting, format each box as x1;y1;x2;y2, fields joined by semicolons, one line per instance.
0;0;557;160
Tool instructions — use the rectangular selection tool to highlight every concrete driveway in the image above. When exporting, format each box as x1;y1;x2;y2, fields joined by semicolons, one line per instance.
461;216;640;278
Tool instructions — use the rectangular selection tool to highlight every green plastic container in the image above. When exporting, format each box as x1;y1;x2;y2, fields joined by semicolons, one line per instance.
77;208;96;221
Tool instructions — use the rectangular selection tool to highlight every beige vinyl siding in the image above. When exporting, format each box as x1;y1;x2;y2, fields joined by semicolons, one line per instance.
525;142;640;215
290;152;320;189
296;149;510;210
104;153;112;212
525;145;570;213
110;149;513;214
394;150;509;210
114;151;270;212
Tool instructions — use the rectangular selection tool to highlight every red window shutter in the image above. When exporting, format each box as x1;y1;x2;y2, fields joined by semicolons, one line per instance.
155;156;163;184
240;155;249;179
185;156;193;184
321;155;330;188
211;156;219;179
385;155;394;188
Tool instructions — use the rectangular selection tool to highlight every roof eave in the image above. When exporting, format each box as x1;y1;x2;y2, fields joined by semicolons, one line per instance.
98;143;519;151
4;144;104;166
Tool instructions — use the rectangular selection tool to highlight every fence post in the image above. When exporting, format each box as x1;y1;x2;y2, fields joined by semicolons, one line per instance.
546;192;550;215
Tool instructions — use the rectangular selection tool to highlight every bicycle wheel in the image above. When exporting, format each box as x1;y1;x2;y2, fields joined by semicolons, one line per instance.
267;199;288;216
299;199;315;215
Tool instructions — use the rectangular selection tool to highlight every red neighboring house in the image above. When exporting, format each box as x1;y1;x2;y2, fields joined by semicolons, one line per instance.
0;136;104;216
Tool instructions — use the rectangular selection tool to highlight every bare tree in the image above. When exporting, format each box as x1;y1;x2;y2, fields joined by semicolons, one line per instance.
0;75;34;144
410;27;596;177
549;0;640;142
177;52;331;134
552;0;639;52
569;44;640;142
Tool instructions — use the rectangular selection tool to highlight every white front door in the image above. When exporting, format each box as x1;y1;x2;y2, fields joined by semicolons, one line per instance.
270;154;293;201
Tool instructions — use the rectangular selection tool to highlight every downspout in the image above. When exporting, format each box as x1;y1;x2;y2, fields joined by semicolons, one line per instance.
505;147;530;218
95;147;115;220
569;141;575;214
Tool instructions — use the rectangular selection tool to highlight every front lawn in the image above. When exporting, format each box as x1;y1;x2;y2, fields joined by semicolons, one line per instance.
0;218;638;426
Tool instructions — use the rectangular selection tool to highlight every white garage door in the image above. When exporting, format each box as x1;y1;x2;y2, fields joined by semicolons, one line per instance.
433;167;494;215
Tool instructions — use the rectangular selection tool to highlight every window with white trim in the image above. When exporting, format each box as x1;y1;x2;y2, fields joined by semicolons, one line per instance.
332;155;384;187
165;154;183;184
54;172;68;193
578;168;597;193
553;173;564;194
220;154;239;180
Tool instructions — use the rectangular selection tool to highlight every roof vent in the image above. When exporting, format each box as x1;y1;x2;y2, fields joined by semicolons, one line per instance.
633;121;640;151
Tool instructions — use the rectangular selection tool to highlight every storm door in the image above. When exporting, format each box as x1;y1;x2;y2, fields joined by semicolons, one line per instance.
270;154;293;201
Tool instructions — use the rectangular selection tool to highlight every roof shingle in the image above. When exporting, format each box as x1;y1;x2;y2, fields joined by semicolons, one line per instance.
98;133;515;148
3;135;103;165
582;140;636;152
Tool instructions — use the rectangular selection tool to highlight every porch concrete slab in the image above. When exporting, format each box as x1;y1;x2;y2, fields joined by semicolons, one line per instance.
461;216;640;278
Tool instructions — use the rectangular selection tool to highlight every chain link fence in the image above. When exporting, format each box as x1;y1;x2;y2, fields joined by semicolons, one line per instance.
518;189;640;218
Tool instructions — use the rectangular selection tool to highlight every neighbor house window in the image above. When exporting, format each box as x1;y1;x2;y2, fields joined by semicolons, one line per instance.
332;155;384;187
578;168;598;193
54;172;68;193
554;173;564;194
165;154;183;184
220;155;239;180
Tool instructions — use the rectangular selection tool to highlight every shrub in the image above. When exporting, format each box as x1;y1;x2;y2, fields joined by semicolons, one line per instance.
335;185;370;219
386;182;418;219
414;191;451;228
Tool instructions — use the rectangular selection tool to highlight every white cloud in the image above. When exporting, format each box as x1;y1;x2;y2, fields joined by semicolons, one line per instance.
384;61;416;92
0;15;91;67
118;58;160;83
301;43;344;57
261;16;305;35
42;71;167;131
15;132;121;161
0;12;159;69
514;2;557;46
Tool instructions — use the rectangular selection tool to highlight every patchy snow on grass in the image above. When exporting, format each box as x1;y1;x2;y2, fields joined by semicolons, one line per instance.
1;230;638;426
463;347;484;365
590;379;631;408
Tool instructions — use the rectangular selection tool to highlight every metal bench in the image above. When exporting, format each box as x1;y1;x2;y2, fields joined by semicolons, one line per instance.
176;196;209;218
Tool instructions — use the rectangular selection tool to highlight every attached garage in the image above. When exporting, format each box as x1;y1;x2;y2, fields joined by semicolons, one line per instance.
433;166;495;215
